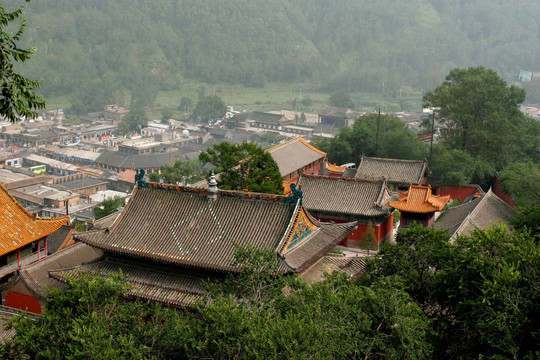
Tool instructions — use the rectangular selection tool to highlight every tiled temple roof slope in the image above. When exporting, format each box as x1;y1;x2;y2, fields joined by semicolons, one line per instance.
298;175;392;218
301;255;367;283
75;182;355;274
49;257;207;308
355;156;429;185
433;188;516;240
0;184;68;257
388;185;450;213
18;242;103;298
268;137;326;177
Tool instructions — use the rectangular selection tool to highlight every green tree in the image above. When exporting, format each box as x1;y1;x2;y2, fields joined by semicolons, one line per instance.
360;221;378;251
148;159;204;185
178;96;194;114
511;203;540;241
117;108;148;135
301;97;312;108
0;272;189;360
93;196;125;220
160;107;175;122
329;90;354;108
193;94;226;121
259;131;285;145
423;67;528;183
499;161;540;207
199;141;284;194
193;246;432;360
322;113;425;164
361;224;540;359
0;2;46;122
430;147;476;186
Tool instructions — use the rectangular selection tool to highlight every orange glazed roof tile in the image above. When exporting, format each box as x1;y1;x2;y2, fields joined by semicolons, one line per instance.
0;184;68;257
325;162;348;172
388;184;450;213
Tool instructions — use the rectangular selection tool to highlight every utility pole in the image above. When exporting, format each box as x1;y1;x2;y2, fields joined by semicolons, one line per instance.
429;110;435;166
375;108;381;156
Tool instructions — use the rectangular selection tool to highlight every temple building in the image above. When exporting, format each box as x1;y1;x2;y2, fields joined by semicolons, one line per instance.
388;184;451;228
267;137;327;193
0;183;68;310
298;174;394;248
354;156;430;191
433;188;516;241
6;176;359;311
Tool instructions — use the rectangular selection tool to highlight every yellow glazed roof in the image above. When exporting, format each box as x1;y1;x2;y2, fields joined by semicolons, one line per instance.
0;184;68;257
388;184;450;213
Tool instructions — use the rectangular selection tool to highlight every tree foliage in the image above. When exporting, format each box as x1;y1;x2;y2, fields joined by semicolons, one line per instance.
314;113;426;164
423;67;539;186
199;141;284;194
0;272;190;360
329;90;354;108
117;108;148;135
93;196;125;220
192;94;226;121
361;224;540;359
499;161;540;207
511;203;540;241
0;1;46;122
148;159;204;186
1;247;433;360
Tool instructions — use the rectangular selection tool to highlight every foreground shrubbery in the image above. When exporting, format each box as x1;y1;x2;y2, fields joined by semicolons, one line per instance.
2;214;538;359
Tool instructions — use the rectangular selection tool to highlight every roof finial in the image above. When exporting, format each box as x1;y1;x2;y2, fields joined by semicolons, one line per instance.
287;182;303;204
207;172;218;202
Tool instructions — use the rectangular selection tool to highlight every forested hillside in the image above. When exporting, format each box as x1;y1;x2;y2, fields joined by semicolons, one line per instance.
12;0;540;108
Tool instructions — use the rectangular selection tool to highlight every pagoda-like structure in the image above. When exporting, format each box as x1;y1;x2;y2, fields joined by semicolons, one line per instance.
388;184;450;228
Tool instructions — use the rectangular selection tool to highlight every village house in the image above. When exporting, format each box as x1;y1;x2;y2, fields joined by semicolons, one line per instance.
267;137;327;192
51;173;108;196
298;174;394;248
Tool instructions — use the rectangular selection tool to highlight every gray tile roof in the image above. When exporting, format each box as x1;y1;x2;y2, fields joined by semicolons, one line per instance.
46;225;74;254
268;137;327;177
355;156;429;185
298;175;392;218
281;222;356;272
3;175;52;189
18;242;103;298
75;182;355;275
49;257;207;308
0;305;39;343
96;151;187;170
300;255;367;283
433;188;517;240
57;177;107;191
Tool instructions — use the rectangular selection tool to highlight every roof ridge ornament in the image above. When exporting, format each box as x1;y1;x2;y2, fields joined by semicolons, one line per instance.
135;169;147;188
287;183;303;205
207;172;218;202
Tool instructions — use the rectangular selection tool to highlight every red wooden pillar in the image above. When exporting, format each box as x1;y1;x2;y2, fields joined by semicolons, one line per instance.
17;249;20;267
37;239;41;259
44;237;48;257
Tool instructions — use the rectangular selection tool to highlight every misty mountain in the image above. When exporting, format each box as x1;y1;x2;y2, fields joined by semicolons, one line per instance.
16;0;540;103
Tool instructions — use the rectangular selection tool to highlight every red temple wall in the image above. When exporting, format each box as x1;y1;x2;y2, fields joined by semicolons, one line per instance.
434;185;481;203
4;291;42;314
